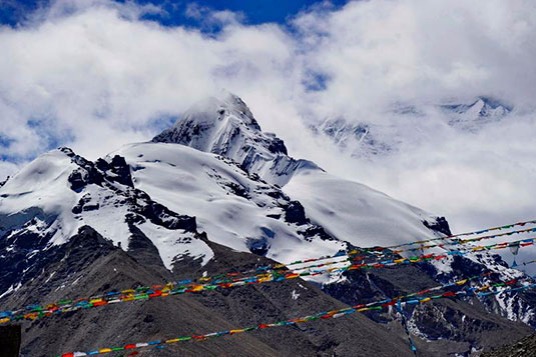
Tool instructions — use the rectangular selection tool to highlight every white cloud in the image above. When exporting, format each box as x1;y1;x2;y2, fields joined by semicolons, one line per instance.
291;0;536;114
0;160;20;183
0;0;535;233
185;3;244;26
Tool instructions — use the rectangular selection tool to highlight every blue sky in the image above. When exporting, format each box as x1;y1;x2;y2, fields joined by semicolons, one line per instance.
0;0;348;28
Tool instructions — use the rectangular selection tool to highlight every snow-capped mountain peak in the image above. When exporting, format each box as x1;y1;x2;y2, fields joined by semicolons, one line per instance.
160;91;267;144
146;94;453;265
440;96;512;131
311;96;514;160
442;96;511;117
153;92;318;186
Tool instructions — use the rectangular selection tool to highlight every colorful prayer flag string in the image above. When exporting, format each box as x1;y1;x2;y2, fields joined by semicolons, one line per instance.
380;219;536;250
373;226;536;255
57;276;536;357
3;235;536;326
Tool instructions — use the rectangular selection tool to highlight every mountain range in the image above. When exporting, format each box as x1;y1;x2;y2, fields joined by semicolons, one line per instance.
0;92;533;356
312;96;512;159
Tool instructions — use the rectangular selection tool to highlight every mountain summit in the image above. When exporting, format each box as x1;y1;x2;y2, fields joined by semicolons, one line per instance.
153;91;318;186
442;96;511;118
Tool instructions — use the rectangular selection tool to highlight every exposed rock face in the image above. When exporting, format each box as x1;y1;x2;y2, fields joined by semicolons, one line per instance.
322;261;533;355
481;333;536;357
423;217;452;236
0;214;59;298
63;148;196;232
0;325;21;357
0;176;10;188
0;147;202;296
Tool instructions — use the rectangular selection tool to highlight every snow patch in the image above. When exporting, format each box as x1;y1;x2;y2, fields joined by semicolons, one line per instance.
0;282;21;299
137;222;213;269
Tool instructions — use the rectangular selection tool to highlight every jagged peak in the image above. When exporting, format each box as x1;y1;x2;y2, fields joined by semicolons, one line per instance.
153;92;317;186
153;91;287;155
57;146;76;157
178;90;261;131
441;96;512;115
474;96;512;111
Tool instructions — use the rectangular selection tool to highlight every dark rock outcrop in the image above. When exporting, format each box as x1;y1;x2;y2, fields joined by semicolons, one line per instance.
481;333;536;357
323;261;533;355
0;325;21;357
423;217;452;236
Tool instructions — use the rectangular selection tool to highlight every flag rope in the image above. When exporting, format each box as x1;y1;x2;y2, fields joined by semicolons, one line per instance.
370;226;536;255
383;219;536;250
3;234;536;326
57;275;536;357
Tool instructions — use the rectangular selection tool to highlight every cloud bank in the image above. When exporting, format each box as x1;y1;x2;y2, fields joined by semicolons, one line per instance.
0;0;535;232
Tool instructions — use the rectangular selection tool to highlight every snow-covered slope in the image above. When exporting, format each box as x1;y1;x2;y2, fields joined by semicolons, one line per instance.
3;92;536;355
312;117;394;159
0;92;482;283
113;142;346;263
0;150;79;244
0;147;209;274
440;97;511;132
4;92;518;281
283;168;438;248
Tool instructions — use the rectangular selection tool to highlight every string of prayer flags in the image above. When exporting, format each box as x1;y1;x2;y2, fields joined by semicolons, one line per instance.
373;227;536;256
380;219;536;251
57;278;536;357
4;235;536;326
